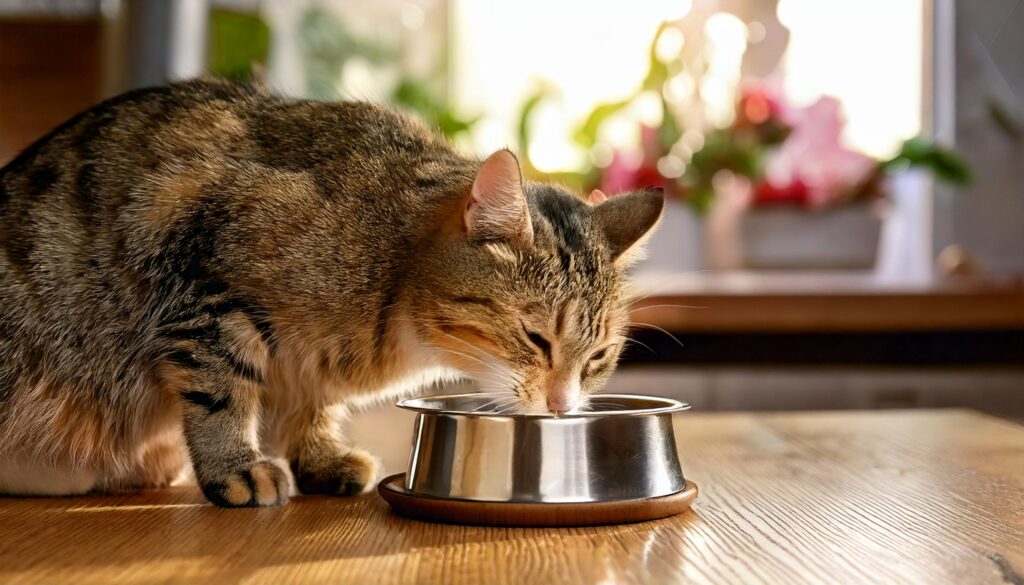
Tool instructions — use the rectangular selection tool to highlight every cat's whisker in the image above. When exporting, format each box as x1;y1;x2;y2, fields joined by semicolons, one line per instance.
434;331;507;370
585;397;630;407
473;388;513;397
426;340;506;375
491;399;523;416
473;378;519;393
482;373;522;389
469;396;507;413
629;303;707;311
425;344;526;394
629;321;686;351
473;396;520;415
473;388;508;400
412;327;523;387
463;370;523;397
623;336;656;355
624;269;712;307
426;344;512;380
445;359;512;383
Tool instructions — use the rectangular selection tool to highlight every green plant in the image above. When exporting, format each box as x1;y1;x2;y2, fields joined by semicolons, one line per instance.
881;137;971;185
297;6;476;139
208;9;271;82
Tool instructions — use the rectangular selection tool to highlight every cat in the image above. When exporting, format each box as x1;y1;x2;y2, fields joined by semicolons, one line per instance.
0;79;664;506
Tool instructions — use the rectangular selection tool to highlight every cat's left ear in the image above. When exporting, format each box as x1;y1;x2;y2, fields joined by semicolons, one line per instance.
592;188;665;266
464;150;533;246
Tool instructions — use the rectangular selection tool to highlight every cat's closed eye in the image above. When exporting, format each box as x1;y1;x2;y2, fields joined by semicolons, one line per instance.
521;324;551;358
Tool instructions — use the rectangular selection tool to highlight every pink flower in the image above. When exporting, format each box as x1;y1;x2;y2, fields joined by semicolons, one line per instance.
737;82;793;127
758;96;876;208
600;151;664;194
599;126;667;195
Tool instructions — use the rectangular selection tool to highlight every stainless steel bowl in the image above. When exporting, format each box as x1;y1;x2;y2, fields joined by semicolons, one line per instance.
397;393;690;503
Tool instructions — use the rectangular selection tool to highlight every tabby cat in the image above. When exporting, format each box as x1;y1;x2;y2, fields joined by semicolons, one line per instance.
0;79;663;506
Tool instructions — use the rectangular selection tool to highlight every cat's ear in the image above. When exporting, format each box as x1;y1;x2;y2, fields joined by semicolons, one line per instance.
464;150;533;245
592;189;665;265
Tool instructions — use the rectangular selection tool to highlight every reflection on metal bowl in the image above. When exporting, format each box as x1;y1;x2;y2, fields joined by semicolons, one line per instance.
398;393;690;503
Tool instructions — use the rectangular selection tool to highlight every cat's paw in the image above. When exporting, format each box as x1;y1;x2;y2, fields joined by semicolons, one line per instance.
291;448;379;496
200;459;291;507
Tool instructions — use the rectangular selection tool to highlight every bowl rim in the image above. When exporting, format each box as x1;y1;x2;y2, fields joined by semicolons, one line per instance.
396;392;691;419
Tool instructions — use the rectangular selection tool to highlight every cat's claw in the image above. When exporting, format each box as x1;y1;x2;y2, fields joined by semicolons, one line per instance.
292;449;379;496
200;459;291;507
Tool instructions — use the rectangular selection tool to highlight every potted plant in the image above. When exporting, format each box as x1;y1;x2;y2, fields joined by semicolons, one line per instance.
726;88;971;270
512;20;970;272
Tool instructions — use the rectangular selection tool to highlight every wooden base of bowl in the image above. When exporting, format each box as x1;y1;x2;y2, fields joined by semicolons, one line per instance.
377;473;698;527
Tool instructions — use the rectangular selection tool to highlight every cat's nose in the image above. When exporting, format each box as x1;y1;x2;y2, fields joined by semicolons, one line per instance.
546;395;576;414
546;383;580;414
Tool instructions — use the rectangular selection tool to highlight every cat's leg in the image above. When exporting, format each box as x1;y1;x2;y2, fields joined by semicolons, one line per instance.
180;366;290;507
287;404;379;496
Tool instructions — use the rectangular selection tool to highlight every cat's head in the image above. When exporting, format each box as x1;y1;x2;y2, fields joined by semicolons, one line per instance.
412;149;663;414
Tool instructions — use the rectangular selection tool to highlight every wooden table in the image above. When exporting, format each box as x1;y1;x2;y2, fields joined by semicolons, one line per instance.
2;409;1022;584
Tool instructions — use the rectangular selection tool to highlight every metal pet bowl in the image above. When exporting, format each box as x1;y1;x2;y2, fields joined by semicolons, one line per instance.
395;393;691;504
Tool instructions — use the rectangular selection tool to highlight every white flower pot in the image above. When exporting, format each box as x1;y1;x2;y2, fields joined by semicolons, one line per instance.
633;199;706;276
739;203;884;270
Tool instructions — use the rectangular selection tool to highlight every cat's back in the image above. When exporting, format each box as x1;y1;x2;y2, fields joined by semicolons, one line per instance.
0;79;459;387
0;79;457;275
0;78;448;202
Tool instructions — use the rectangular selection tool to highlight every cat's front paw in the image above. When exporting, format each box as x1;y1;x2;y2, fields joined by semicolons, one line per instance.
199;459;291;507
291;448;379;496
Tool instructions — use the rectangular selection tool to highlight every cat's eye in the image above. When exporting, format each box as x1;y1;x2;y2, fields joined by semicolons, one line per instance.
521;325;551;358
590;348;608;362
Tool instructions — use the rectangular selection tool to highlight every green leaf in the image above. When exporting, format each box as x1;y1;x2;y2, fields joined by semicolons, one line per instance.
392;77;479;139
297;6;399;100
208;10;271;82
657;99;683;153
882;136;972;186
573;22;679;149
641;22;672;91
573;99;633;148
516;84;557;165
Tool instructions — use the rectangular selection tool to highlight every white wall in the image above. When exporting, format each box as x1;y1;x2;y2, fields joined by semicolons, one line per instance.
932;0;1024;276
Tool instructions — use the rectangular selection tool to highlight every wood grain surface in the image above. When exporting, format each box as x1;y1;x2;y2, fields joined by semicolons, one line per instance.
1;409;1022;585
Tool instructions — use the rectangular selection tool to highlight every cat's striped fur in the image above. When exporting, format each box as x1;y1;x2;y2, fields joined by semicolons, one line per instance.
0;79;663;506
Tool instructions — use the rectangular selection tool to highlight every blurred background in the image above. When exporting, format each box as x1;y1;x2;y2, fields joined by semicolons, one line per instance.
1;0;1022;440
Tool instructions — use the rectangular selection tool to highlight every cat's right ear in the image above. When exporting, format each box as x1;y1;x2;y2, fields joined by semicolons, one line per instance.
464;150;533;246
592;188;665;265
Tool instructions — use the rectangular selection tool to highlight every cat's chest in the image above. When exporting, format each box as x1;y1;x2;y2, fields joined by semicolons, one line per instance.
265;318;457;403
342;364;462;411
338;323;460;402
